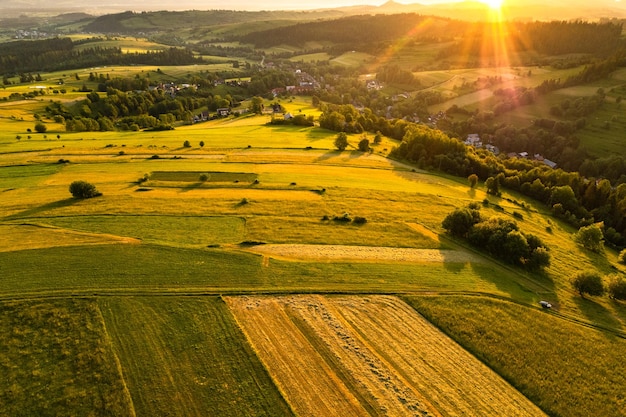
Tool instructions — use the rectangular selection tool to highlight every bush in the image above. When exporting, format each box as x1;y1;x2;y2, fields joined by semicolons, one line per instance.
34;122;47;133
618;249;626;264
183;140;191;148
353;216;367;224
572;271;605;298
607;275;626;300
199;173;209;182
69;181;101;199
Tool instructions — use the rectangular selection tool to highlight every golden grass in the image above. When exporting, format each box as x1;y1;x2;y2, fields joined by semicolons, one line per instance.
0;224;139;252
226;295;546;416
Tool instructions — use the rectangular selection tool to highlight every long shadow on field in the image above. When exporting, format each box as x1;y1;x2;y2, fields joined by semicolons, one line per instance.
4;197;78;220
315;150;342;162
573;296;624;339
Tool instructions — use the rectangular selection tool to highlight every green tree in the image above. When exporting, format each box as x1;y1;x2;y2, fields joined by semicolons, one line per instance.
574;224;604;253
249;96;264;114
358;138;370;152
69;181;101;199
468;174;478;188
34;122;47;133
334;132;348;151
442;207;482;238
572;271;605;298
485;176;500;196
183;140;191;148
607;274;626;300
199;141;205;148
618;249;626;264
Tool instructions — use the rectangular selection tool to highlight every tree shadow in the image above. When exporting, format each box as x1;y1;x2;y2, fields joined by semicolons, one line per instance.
315;150;343;162
573;296;624;338
4;198;78;220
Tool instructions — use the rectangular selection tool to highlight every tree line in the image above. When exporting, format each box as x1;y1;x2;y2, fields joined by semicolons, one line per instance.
0;37;200;76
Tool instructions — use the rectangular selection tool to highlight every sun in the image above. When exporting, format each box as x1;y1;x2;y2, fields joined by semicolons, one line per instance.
480;0;504;9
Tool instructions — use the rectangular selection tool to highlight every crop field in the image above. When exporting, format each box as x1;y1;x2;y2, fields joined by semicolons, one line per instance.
99;296;293;417
0;298;134;416
226;295;546;417
408;295;626;417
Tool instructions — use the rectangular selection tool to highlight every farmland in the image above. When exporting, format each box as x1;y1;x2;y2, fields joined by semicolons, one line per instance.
1;12;626;415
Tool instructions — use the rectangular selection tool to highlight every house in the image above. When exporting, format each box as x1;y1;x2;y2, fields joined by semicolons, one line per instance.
465;133;482;148
543;159;557;169
216;108;230;117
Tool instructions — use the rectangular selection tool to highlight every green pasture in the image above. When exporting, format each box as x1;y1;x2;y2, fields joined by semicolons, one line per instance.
99;296;293;417
330;51;375;67
0;298;134;416
408;295;626;417
0;244;545;300
29;215;246;247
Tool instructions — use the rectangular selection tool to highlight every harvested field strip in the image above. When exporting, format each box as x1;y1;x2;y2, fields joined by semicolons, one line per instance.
244;244;481;263
149;171;257;182
226;295;546;417
0;223;140;252
99;296;293;417
225;297;369;417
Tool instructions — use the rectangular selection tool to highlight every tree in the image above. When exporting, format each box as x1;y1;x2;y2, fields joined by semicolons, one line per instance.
334;132;348;151
358;138;370;152
183;140;191;148
34;122;47;133
199;141;205;148
373;131;382;144
485;176;500;196
468;174;478;188
442;207;482;238
608;275;626;300
69;180;101;199
574;224;604;253
249;96;264;114
618;249;626;264
572;271;605;298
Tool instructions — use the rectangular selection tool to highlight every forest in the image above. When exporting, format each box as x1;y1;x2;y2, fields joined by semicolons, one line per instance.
0;37;200;75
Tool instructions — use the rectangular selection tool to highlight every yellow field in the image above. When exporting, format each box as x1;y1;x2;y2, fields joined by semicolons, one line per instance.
226;295;546;417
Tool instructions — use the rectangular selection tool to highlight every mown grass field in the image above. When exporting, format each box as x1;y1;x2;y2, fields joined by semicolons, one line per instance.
99;296;293;417
1;81;625;416
407;295;626;417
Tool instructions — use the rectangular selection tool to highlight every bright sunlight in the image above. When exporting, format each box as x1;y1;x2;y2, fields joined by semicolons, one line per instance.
480;0;504;9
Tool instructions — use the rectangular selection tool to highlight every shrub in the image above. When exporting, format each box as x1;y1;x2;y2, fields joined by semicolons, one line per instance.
69;181;101;199
512;212;524;220
618;249;626;264
199;173;209;182
607;275;626;300
183;140;191;148
333;213;351;223
572;271;605;298
353;216;367;224
34;122;47;133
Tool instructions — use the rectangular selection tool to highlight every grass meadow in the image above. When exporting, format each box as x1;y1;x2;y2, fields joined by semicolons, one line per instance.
99;296;293;417
407;295;626;417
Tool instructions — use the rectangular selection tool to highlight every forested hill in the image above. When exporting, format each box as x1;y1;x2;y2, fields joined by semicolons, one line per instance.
81;9;347;34
0;38;200;74
238;15;623;57
238;14;457;49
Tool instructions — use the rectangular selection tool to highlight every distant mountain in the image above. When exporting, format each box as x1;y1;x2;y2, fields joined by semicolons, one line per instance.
1;0;626;20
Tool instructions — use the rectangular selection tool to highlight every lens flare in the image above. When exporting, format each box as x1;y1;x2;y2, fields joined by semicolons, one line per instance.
481;0;504;9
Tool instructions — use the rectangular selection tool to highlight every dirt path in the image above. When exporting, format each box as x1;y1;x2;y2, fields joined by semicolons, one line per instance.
244;243;482;263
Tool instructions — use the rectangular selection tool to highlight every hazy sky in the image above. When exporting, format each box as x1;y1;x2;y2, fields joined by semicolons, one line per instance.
98;0;462;12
